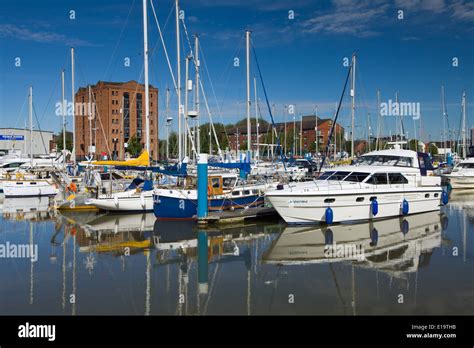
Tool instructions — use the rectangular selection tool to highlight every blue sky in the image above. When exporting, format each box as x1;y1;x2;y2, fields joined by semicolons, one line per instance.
0;0;473;142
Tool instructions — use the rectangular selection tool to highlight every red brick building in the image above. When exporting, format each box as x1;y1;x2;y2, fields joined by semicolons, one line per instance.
75;80;158;161
227;115;344;155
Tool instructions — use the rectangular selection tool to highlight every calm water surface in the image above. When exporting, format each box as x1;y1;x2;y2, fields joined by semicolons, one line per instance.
0;191;473;315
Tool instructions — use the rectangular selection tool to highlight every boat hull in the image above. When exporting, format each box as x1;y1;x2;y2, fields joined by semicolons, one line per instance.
85;191;154;211
445;175;474;189
153;193;265;219
266;189;442;224
3;180;58;198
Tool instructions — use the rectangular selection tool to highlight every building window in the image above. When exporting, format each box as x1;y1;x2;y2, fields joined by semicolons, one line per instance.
136;93;143;140
123;92;130;140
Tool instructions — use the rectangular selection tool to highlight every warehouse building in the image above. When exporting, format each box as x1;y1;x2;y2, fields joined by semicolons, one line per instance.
0;127;54;156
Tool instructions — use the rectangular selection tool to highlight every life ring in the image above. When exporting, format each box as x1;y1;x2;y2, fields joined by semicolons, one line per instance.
15;172;24;180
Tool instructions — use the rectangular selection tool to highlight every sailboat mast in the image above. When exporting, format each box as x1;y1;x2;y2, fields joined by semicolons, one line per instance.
194;34;200;154
184;55;189;158
284;105;287;156
315;106;318;156
29;86;33;162
367;112;371;152
395;91;399;143
350;54;356;158
61;69;66;164
142;0;150;157
254;76;259;161
176;0;182;161
246;30;251;154
441;85;447;162
71;47;76;164
300;114;303;157
166;87;170;159
88;86;93;159
462;91;467;159
376;90;381;150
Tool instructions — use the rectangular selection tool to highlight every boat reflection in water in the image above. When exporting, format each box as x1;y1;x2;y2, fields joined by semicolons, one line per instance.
6;200;473;315
75;213;156;256
264;211;446;272
1;196;55;221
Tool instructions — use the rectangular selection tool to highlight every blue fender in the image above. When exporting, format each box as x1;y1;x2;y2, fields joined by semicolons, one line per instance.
325;207;333;224
402;199;409;215
371;199;378;216
441;191;449;205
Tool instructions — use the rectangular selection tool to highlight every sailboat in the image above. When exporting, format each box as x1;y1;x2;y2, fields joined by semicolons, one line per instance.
3;87;59;198
444;92;473;189
84;0;155;212
84;151;155;211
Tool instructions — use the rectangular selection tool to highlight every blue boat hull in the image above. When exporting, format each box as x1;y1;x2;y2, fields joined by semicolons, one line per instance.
153;193;264;220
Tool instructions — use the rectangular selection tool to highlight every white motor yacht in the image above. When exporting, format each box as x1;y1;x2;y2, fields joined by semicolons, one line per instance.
266;148;447;224
443;157;474;189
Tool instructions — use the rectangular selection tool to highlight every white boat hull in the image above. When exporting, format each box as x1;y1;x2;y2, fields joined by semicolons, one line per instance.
3;180;58;198
266;188;442;224
86;190;154;211
446;175;474;189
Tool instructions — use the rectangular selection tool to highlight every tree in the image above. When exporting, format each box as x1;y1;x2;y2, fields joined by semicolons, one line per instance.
168;132;178;157
234;117;269;129
428;143;438;156
127;135;142;157
158;139;167;159
199;122;229;154
408;139;419;151
55;131;73;152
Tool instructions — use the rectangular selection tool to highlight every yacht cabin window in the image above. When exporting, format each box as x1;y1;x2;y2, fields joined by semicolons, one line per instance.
222;177;236;188
318;171;335;180
388;173;408;184
365;172;408;185
344;172;370;182
365;173;388;185
211;178;220;188
327;171;351;181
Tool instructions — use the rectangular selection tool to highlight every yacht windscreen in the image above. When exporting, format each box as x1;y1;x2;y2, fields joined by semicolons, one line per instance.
318;171;335;180
457;163;474;169
344;172;370;182
327;171;351;181
357;155;413;167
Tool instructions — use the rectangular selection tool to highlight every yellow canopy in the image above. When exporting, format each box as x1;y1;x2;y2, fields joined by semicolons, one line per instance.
89;150;150;167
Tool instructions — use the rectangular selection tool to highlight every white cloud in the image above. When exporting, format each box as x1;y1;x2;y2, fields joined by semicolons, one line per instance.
300;0;389;37
450;0;474;21
0;24;94;46
395;0;447;12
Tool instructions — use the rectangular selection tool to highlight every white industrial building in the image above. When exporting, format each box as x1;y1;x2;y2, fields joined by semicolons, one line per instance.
0;128;53;156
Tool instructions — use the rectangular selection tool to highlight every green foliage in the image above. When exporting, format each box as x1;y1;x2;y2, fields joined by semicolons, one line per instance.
234;117;269;129
199;123;229;154
168;132;178;157
56;131;73;152
428;143;438;156
408;139;419;151
127;135;142;157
